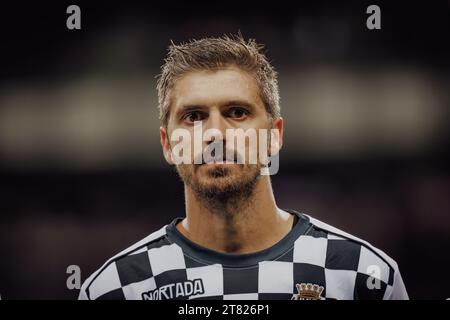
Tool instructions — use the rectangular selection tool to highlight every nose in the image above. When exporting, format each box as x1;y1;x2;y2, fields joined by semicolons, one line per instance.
203;109;229;144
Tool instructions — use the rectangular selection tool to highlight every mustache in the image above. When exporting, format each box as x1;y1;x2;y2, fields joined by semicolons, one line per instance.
199;140;244;165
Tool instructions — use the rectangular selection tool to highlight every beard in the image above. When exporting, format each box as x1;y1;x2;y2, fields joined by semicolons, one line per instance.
175;162;262;214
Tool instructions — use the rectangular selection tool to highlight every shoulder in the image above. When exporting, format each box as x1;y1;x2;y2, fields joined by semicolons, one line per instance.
79;224;174;300
304;214;399;273
294;213;408;299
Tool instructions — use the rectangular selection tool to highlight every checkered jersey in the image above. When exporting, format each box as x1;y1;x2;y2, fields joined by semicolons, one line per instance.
78;210;408;300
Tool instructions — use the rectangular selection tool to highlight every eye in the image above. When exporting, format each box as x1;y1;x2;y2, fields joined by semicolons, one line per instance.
182;111;206;123
227;107;249;120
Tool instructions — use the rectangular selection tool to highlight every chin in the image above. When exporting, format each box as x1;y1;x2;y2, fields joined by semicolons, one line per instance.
198;175;235;190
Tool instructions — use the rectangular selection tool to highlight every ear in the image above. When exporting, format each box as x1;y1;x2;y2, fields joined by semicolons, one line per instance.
160;126;174;165
270;117;284;155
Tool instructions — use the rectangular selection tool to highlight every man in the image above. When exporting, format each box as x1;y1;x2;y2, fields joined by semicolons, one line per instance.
78;34;408;300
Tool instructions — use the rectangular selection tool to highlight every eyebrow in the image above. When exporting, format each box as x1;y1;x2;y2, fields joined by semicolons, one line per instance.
222;100;255;110
176;100;256;117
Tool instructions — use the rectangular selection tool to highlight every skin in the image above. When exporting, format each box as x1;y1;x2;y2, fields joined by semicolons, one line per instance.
160;65;294;254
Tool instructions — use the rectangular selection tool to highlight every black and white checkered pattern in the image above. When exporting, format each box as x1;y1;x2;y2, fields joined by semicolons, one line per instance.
79;211;408;300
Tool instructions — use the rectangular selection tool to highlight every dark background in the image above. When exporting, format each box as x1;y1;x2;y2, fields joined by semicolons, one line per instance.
0;1;449;299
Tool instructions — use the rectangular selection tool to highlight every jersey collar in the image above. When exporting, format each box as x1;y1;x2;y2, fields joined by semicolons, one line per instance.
166;209;311;267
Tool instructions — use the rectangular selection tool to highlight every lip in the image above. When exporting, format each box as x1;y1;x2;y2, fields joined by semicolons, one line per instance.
201;161;236;165
201;157;240;165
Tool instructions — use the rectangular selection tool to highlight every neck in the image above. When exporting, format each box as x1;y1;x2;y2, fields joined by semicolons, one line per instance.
176;176;294;254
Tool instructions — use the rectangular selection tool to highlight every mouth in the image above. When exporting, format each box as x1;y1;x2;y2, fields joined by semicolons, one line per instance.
200;159;240;167
201;151;242;165
201;158;236;165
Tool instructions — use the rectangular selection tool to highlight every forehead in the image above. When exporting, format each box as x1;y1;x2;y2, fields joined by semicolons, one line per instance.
170;67;264;109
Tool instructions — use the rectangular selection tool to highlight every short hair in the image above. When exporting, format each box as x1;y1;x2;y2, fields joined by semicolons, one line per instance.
156;34;280;127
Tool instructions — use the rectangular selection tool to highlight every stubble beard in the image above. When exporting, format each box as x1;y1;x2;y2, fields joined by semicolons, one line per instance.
175;163;262;217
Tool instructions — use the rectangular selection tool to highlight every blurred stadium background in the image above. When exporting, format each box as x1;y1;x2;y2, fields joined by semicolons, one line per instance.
0;1;449;299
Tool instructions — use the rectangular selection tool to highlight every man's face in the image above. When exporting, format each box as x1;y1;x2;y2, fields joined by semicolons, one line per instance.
160;66;283;200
